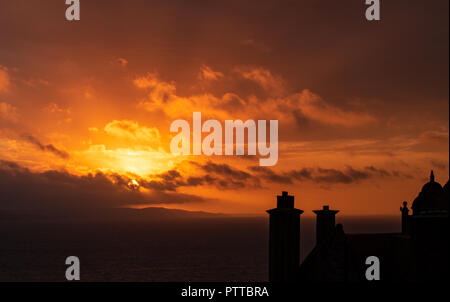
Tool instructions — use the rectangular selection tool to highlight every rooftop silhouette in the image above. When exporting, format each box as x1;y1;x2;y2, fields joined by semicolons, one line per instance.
267;171;449;282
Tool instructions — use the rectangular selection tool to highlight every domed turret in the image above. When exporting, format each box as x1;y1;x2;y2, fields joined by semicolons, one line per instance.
411;170;448;215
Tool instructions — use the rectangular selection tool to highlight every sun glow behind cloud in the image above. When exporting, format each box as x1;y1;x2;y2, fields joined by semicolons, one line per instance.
74;144;181;177
0;60;448;215
0;0;448;215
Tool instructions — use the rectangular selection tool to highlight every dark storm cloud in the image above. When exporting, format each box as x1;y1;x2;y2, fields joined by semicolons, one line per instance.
146;161;413;189
314;167;370;184
249;165;410;185
193;161;251;180
289;168;314;181
139;171;219;191
21;134;70;159
139;170;183;191
248;166;294;184
364;166;392;177
141;161;260;191
0;160;208;215
0;158;419;221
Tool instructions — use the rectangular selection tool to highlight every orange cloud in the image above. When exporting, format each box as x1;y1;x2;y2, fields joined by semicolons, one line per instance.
135;73;232;119
116;57;128;67
44;103;71;114
236;66;284;94
134;72;176;105
419;130;449;145
22;78;50;88
0;102;19;122
134;70;376;128
0;65;11;92
289;89;377;127
104;120;161;147
21;134;70;159
198;65;223;81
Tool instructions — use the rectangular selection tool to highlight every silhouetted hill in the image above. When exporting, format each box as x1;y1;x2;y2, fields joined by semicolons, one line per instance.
0;206;228;222
116;207;228;220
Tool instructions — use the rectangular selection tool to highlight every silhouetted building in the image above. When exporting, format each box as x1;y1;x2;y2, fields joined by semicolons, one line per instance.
267;191;303;282
267;171;449;282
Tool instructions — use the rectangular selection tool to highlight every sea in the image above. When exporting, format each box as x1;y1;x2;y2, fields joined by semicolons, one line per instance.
0;216;399;282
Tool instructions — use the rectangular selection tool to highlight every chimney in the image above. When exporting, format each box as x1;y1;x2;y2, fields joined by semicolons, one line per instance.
313;205;339;245
267;191;303;282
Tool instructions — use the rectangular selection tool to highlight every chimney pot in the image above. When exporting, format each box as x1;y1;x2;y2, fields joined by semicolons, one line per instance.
313;204;339;245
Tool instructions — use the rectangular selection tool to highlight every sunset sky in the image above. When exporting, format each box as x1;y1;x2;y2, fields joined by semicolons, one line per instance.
0;0;448;216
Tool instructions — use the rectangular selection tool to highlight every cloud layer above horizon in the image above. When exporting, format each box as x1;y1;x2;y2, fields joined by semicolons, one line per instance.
0;0;448;215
